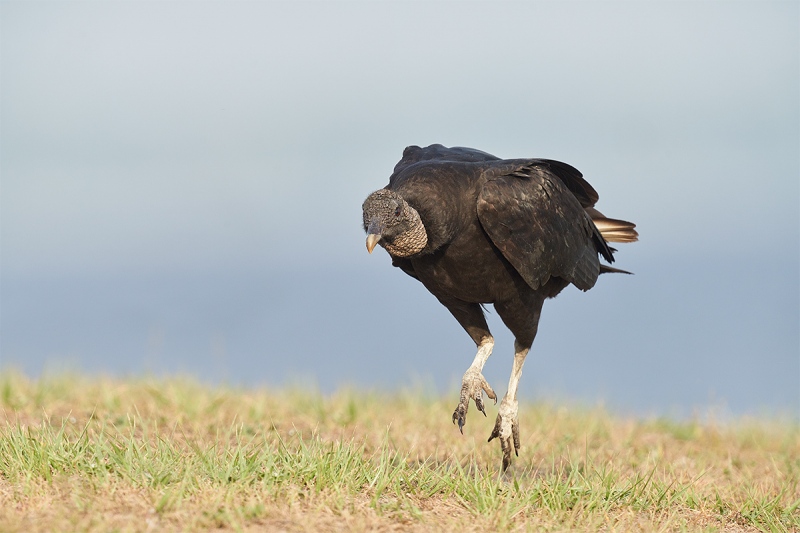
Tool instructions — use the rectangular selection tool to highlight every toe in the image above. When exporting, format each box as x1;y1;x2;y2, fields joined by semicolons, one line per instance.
480;376;497;403
488;414;502;442
500;438;513;472
475;395;486;416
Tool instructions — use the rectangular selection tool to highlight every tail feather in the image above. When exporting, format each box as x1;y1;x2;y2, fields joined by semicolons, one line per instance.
586;206;637;276
600;264;633;275
586;207;639;244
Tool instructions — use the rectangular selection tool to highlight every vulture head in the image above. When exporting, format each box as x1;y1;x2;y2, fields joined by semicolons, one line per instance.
362;189;428;257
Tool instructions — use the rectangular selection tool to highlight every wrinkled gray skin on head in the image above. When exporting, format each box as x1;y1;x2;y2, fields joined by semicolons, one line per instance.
362;189;428;257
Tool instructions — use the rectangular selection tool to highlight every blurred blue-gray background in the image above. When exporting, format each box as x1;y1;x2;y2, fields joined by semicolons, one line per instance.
2;1;797;418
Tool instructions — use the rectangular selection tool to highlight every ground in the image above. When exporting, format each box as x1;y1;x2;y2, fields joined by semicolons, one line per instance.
0;372;797;532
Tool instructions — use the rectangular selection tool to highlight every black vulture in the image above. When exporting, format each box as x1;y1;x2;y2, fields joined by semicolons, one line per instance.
361;144;638;471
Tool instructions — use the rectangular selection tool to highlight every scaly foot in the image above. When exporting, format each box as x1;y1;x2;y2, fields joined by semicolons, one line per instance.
488;396;520;472
452;367;497;433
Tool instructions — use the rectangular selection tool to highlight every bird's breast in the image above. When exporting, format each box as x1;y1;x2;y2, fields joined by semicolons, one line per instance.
410;222;522;304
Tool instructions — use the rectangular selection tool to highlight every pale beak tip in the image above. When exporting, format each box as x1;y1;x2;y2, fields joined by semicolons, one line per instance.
366;233;381;254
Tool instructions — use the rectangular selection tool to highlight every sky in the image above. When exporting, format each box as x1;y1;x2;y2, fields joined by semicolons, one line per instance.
1;1;798;419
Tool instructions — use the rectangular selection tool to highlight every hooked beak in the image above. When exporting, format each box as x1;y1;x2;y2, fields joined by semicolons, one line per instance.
366;233;381;254
365;219;383;253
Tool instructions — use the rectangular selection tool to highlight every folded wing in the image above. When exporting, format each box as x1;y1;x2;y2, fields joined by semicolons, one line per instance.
477;163;604;292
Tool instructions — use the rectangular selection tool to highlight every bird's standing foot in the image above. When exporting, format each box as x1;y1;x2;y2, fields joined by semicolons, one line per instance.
488;396;520;472
452;367;497;433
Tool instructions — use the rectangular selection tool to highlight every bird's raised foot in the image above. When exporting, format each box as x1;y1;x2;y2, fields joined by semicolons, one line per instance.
452;367;497;433
488;397;520;472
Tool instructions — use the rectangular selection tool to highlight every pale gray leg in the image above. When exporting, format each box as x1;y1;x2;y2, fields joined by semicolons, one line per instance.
488;341;529;471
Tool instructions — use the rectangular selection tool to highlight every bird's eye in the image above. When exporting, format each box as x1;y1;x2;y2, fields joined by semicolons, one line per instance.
394;206;402;217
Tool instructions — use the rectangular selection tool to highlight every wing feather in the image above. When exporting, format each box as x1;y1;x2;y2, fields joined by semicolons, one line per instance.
477;164;601;291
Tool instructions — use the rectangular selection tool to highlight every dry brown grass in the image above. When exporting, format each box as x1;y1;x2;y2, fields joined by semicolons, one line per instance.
1;371;798;532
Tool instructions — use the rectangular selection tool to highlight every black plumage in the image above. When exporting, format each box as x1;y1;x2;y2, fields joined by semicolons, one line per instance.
362;144;638;471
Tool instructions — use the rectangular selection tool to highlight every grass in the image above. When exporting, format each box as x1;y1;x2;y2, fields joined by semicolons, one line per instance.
0;371;798;532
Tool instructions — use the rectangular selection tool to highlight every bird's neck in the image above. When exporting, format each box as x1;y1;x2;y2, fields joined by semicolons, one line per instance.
384;209;428;258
